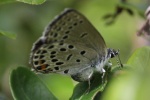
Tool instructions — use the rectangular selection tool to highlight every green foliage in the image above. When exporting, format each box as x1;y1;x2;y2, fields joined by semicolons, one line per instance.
10;67;57;100
9;47;150;100
0;0;149;100
102;46;150;100
70;73;107;100
127;46;150;71
16;0;46;5
0;30;16;39
0;0;46;5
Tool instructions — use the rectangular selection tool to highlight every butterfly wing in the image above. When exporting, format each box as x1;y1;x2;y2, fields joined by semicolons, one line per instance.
30;9;107;74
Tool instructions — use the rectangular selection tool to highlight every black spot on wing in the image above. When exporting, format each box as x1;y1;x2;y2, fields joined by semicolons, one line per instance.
64;69;69;74
65;31;70;34
80;51;86;55
80;32;88;38
68;45;74;49
63;35;68;39
66;54;72;61
76;59;80;62
60;48;66;51
51;59;58;62
34;61;38;65
41;50;47;54
40;55;44;59
34;56;38;59
54;66;60;70
56;62;64;65
51;51;56;54
40;60;46;64
50;55;56;58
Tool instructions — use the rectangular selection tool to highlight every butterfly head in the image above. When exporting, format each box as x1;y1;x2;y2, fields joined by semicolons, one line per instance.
107;48;123;67
107;48;119;58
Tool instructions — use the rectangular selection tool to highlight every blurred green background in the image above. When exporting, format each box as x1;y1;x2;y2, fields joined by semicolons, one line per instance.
0;0;149;100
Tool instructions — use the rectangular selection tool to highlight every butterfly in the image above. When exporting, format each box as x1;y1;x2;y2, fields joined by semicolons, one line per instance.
29;8;122;83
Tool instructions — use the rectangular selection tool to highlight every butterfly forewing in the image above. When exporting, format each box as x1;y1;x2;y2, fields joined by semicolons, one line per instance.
43;9;107;56
30;8;107;74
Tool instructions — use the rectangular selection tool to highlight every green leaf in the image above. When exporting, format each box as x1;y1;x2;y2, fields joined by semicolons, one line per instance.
102;47;150;100
102;65;134;100
70;65;130;100
0;0;46;5
16;0;46;4
127;46;150;72
0;30;16;39
0;0;16;4
10;67;57;100
70;72;107;100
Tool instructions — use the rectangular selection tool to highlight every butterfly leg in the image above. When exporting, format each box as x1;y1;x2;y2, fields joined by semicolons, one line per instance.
102;61;112;82
101;68;106;84
106;61;112;68
85;79;91;93
85;71;93;93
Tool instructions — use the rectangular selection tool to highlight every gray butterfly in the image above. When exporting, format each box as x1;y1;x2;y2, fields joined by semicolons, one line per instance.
29;8;122;83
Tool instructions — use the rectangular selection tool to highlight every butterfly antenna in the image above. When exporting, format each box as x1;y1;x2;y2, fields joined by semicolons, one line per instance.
116;49;123;68
111;49;123;68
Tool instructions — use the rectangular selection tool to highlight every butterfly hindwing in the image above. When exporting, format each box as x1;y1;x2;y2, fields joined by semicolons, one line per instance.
31;41;100;74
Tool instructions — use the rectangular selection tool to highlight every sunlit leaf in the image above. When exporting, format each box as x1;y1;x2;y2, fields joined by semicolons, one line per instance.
70;73;107;100
127;46;150;72
102;47;150;100
10;67;57;100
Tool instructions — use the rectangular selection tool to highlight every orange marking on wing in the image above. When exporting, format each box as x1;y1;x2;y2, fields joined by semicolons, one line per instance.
41;64;46;70
39;60;46;70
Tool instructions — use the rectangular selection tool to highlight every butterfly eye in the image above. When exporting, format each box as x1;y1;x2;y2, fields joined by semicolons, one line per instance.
107;48;115;58
110;49;119;58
